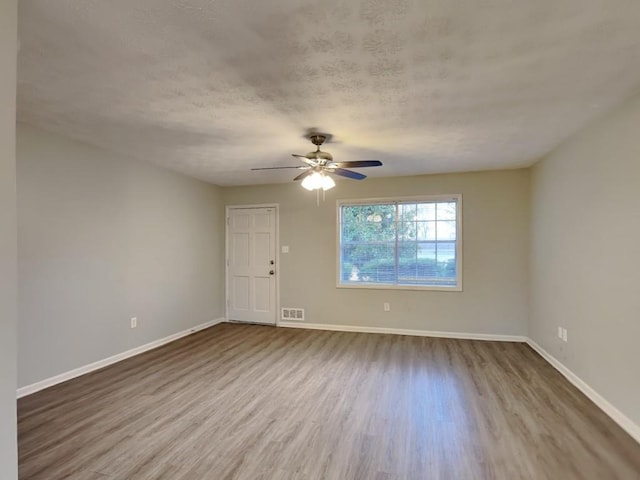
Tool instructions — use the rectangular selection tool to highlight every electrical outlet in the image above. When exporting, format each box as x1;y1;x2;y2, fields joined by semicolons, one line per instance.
130;317;137;329
383;302;390;312
562;328;568;342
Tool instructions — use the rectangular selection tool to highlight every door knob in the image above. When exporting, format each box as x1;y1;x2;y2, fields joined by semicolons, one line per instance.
269;270;275;275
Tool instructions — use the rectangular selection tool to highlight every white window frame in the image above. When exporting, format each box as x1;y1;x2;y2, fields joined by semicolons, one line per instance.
336;194;463;292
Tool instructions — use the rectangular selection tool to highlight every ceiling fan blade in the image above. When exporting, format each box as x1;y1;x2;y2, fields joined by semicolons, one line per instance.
251;166;307;171
293;169;314;181
330;168;366;180
328;160;382;168
292;154;317;166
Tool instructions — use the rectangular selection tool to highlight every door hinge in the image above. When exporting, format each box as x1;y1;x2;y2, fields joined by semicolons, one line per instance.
226;217;230;226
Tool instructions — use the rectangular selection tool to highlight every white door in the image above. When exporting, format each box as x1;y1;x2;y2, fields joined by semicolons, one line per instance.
227;207;277;325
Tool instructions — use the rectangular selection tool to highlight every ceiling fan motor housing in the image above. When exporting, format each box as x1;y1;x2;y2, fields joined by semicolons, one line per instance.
306;150;333;162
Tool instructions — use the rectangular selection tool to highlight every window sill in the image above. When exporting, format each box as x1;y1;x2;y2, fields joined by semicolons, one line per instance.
336;283;463;292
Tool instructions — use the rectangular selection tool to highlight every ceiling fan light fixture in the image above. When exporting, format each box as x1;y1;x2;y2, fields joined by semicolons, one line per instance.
301;171;323;190
301;171;335;191
321;174;335;191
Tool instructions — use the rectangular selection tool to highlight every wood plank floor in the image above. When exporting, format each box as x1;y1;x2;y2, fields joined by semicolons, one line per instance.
18;323;640;480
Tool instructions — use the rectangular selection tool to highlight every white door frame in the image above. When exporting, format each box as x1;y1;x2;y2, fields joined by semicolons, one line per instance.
225;204;280;326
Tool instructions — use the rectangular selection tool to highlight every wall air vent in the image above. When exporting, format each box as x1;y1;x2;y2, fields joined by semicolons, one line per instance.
281;308;305;321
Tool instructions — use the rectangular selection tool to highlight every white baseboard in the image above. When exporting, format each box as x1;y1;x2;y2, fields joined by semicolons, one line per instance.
278;321;527;342
526;338;640;444
17;317;226;399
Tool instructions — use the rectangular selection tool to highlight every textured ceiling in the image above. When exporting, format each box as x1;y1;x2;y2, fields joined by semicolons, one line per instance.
17;0;640;185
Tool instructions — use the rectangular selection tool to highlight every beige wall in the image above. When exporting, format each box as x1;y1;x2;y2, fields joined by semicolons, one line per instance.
17;125;225;388
223;169;530;335
530;95;640;428
0;0;18;477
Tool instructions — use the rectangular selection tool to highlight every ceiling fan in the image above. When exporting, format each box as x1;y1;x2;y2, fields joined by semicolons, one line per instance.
251;134;382;191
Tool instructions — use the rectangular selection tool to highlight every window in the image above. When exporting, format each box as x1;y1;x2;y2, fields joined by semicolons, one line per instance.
338;195;462;290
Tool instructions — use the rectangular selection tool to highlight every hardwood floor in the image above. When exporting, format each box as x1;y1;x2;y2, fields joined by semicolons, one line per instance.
18;323;640;480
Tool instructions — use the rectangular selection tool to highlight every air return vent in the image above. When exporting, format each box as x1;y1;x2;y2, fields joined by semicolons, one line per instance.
281;308;305;321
